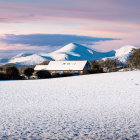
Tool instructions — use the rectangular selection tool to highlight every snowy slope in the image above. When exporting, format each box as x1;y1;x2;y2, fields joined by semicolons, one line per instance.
115;45;136;63
9;53;47;66
3;43;116;66
115;45;136;56
42;43;115;61
0;71;140;139
103;45;136;63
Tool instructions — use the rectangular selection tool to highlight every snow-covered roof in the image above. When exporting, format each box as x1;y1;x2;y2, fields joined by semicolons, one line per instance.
34;65;49;71
34;61;88;71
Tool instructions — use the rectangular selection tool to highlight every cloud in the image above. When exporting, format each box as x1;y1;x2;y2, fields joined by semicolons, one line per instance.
0;33;115;48
0;34;116;58
0;0;140;24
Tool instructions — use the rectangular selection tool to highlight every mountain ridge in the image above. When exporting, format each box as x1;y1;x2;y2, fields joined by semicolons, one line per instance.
0;43;137;66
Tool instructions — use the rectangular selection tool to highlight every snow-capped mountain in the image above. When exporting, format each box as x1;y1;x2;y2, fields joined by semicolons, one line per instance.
9;53;47;66
103;45;137;63
0;43;137;66
115;45;137;63
41;43;115;61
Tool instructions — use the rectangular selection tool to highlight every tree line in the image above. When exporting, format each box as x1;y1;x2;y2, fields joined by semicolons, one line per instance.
0;66;70;80
0;48;140;80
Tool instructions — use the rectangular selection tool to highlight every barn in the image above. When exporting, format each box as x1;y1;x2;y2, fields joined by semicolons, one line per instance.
34;60;91;74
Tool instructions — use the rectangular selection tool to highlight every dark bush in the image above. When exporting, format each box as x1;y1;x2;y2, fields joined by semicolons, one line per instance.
60;72;72;77
51;73;60;78
6;66;21;80
98;59;121;72
0;73;7;80
36;70;51;79
0;67;3;71
89;60;103;73
24;68;34;79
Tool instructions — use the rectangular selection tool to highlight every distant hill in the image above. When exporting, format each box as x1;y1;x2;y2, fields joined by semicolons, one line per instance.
41;43;115;61
103;45;137;63
0;43;137;66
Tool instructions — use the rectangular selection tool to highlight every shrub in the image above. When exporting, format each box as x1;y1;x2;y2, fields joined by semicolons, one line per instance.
36;70;51;79
24;68;34;79
60;72;72;77
98;59;121;72
0;73;7;80
51;73;60;78
89;60;103;73
6;66;21;80
0;67;3;71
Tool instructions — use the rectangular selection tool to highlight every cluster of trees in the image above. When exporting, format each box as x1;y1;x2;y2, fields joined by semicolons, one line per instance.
36;70;51;79
89;48;140;73
127;48;140;69
0;65;57;80
0;66;22;80
89;58;122;73
89;60;103;73
0;66;35;80
24;68;34;79
0;65;73;80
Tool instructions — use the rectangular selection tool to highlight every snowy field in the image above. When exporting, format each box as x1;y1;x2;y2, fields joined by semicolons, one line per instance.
0;71;140;139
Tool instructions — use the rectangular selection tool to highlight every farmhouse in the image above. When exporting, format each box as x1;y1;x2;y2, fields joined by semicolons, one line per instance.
34;60;91;74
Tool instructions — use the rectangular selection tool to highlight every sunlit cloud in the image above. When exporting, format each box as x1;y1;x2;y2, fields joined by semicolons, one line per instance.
0;0;140;23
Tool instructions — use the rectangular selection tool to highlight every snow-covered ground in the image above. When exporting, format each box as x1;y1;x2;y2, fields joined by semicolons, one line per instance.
0;71;140;139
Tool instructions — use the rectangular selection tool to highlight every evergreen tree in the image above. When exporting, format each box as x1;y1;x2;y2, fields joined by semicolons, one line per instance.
6;66;21;80
24;68;34;79
36;70;51;79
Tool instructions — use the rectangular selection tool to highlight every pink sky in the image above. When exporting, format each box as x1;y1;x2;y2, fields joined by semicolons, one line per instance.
0;0;140;57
